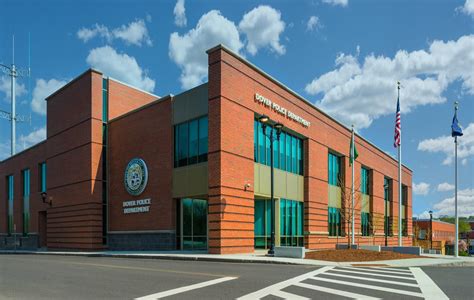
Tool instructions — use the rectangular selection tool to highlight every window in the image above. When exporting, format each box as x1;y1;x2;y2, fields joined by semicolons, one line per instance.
7;175;14;235
253;120;304;175
328;207;342;236
361;167;370;195
102;78;108;122
361;212;370;236
22;169;30;235
254;199;272;249
402;185;408;236
174;116;208;168
328;153;341;186
39;162;47;193
384;177;392;236
280;199;304;247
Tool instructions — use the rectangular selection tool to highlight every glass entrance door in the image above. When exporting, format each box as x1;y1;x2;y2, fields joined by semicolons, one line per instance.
181;198;207;250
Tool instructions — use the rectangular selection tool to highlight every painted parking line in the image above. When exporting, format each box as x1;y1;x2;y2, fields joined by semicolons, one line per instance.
135;276;237;300
238;266;449;299
410;267;449;300
338;266;416;276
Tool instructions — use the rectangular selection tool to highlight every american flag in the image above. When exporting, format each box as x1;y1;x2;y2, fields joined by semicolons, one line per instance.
394;97;401;148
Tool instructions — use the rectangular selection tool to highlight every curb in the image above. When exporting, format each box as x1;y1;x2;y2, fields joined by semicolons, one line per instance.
0;251;303;266
1;251;472;267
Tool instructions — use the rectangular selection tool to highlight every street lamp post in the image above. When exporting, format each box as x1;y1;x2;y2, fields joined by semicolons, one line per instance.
429;210;433;251
259;115;283;256
384;182;389;247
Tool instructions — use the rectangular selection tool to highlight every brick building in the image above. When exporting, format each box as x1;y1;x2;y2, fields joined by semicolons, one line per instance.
413;219;455;244
0;45;413;253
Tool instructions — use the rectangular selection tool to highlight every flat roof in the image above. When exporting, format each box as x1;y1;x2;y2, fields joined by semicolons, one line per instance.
207;44;412;172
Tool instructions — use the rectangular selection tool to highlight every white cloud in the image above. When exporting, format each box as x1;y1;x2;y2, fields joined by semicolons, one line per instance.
31;78;68;115
418;123;474;165
413;182;430;195
87;46;155;92
437;182;455;192
305;35;474;129
77;24;111;43
0;76;27;102
169;10;243;89
322;0;348;7
239;5;286;56
306;16;321;32
77;19;152;46
460;0;474;17
414;210;435;220
18;127;46;150
174;0;187;27
433;188;474;217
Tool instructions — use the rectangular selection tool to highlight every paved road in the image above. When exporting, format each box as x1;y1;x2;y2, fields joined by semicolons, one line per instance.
0;254;472;299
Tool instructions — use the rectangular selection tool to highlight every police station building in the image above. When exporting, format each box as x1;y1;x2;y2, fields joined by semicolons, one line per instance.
0;45;413;254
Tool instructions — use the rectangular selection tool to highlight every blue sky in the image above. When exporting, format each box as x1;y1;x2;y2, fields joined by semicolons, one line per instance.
1;0;473;218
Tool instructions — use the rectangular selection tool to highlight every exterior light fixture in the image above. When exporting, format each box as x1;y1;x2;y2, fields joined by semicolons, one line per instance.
41;192;51;206
259;115;269;124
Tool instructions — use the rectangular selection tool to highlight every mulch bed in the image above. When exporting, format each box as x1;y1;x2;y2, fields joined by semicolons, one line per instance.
305;249;423;262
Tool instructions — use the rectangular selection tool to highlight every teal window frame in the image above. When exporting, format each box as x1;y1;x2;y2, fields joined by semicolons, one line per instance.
328;153;340;186
254;199;272;249
102;78;108;122
384;177;391;236
174;116;208;168
7;175;14;235
361;167;370;195
39;162;47;193
22;169;30;235
328;207;342;236
361;212;370;236
280;199;304;247
253;120;304;176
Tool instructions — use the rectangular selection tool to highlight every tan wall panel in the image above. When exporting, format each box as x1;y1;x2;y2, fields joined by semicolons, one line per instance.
254;163;303;201
173;163;208;198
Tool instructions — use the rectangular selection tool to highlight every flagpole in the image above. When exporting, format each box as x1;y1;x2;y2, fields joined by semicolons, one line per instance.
454;101;459;258
398;82;402;247
351;125;355;246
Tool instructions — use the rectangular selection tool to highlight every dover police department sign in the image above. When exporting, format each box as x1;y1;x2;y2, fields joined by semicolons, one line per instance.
124;158;148;196
255;93;311;127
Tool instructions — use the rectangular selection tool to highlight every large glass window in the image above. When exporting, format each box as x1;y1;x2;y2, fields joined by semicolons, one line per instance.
174;116;208;168
39;162;47;193
361;212;370;236
254;199;272;249
102;78;108;122
181;198;207;250
22;169;30;235
253;120;304;175
328;207;342;236
361;167;370;195
384;177;391;236
328;153;341;186
402;185;408;236
280;199;304;247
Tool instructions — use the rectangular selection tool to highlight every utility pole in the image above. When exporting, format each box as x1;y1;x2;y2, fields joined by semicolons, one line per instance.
0;35;31;156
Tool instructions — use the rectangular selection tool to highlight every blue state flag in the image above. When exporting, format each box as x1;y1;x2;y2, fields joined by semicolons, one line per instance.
451;112;463;137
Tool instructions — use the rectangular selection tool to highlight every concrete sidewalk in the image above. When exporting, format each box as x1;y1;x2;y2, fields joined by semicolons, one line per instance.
1;249;473;267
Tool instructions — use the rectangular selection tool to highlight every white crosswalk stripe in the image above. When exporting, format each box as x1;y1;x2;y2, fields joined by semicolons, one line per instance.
238;266;449;299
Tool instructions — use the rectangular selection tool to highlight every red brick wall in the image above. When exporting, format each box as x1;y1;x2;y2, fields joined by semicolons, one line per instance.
108;98;173;232
0;142;48;235
45;69;105;250
414;220;455;243
207;45;413;253
107;79;158;120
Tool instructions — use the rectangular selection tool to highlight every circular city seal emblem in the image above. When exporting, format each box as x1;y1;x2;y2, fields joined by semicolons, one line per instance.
124;158;148;196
